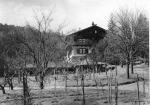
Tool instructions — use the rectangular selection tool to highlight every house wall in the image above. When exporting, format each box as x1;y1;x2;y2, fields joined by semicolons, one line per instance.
68;46;92;58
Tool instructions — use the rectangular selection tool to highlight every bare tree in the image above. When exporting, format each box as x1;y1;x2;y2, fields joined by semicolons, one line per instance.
23;10;66;89
2;28;33;105
0;30;26;94
108;9;149;78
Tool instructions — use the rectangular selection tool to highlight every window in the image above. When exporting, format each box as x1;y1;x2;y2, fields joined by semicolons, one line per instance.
94;30;97;34
77;48;88;54
78;39;86;43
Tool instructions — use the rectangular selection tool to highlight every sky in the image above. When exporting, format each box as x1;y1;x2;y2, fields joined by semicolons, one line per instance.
0;0;149;34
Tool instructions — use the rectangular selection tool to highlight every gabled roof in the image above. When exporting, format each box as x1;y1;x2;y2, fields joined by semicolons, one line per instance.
66;24;107;42
67;25;106;36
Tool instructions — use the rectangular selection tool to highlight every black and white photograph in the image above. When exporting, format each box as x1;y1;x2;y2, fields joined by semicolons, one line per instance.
0;0;149;105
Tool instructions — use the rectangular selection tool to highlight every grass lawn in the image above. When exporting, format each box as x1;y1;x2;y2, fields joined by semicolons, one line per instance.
0;63;149;105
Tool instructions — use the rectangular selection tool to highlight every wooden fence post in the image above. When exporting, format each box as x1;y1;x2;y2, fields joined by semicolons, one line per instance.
137;74;140;105
81;65;85;105
143;73;145;96
115;66;118;105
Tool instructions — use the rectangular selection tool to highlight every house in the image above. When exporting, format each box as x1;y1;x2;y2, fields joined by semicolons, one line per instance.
66;22;107;65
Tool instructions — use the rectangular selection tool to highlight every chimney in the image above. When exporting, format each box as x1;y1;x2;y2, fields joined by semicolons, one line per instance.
92;21;96;26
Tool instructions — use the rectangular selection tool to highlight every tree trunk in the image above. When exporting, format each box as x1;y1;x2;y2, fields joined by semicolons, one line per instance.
131;60;134;74
40;75;44;89
18;70;22;84
121;61;123;68
0;85;6;94
8;79;13;90
23;72;31;105
127;59;130;79
40;73;44;89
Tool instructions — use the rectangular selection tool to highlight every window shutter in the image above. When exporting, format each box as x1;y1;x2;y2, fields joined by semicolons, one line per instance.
85;49;88;54
77;48;80;54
